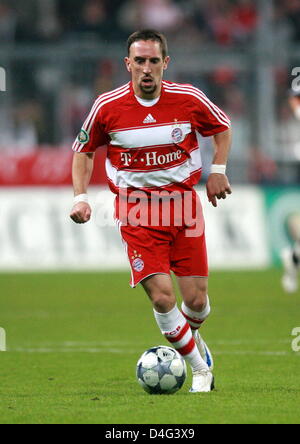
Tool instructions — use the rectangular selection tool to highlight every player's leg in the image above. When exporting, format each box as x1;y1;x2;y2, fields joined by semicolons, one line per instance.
177;276;213;370
171;225;214;392
178;276;210;325
281;240;300;293
141;273;176;313
141;274;210;378
295;240;300;265
117;222;211;391
281;213;300;293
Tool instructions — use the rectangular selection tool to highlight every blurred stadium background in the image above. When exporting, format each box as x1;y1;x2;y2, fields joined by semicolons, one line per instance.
2;2;300;425
0;0;300;272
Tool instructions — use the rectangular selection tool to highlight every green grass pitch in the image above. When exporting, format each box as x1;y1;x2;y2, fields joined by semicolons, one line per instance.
0;269;299;424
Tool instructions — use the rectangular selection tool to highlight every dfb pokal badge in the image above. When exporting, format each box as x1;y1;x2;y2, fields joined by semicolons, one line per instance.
77;129;90;145
171;127;184;144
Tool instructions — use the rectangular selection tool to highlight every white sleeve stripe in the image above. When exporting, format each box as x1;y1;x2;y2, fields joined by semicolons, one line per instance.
196;91;231;126
82;84;130;133
163;82;231;126
72;84;130;152
72;88;130;153
164;88;230;128
171;88;230;127
86;89;130;134
72;86;128;153
165;84;231;126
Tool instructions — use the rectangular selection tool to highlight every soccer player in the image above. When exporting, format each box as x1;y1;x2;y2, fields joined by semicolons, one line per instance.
70;30;232;392
281;91;300;293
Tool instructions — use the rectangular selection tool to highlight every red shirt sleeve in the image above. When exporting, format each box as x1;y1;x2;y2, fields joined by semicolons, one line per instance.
72;100;108;153
191;89;231;137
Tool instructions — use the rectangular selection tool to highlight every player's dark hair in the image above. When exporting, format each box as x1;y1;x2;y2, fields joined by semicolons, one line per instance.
127;30;168;60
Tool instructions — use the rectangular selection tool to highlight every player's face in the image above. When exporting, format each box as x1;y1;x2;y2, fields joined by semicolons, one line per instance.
125;40;170;99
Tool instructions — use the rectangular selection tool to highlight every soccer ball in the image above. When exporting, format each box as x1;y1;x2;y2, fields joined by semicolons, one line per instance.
136;346;187;394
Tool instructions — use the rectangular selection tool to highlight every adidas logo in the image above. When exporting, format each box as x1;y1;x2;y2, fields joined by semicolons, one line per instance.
143;114;157;124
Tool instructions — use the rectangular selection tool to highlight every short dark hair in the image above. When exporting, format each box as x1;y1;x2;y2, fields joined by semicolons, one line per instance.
127;30;168;60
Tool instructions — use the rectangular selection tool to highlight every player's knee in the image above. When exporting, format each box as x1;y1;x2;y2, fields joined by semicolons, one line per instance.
188;287;208;312
142;275;176;313
191;299;207;313
150;290;176;313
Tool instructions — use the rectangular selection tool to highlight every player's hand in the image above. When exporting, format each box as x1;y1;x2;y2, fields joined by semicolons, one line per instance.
70;202;92;224
206;174;232;208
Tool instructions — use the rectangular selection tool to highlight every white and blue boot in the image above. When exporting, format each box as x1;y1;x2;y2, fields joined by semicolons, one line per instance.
189;331;215;393
194;330;214;371
281;247;299;293
189;370;215;393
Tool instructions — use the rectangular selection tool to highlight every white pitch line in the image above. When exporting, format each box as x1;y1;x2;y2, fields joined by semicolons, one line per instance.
8;339;293;348
7;339;299;356
7;347;297;356
10;347;140;354
11;341;142;348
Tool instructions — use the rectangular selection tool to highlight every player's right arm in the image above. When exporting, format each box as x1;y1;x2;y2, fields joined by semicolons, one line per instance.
70;152;95;224
70;93;108;224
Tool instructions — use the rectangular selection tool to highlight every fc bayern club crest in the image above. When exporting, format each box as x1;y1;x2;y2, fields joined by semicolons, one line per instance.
132;258;144;272
171;127;184;144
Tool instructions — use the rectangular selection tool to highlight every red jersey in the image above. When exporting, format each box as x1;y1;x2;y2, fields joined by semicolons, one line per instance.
72;81;231;195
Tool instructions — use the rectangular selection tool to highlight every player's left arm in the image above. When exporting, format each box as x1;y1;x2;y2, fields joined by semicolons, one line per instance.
206;128;232;208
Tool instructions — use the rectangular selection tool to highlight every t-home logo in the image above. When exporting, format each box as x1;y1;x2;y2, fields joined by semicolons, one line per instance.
0;327;6;351
0;67;6;92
